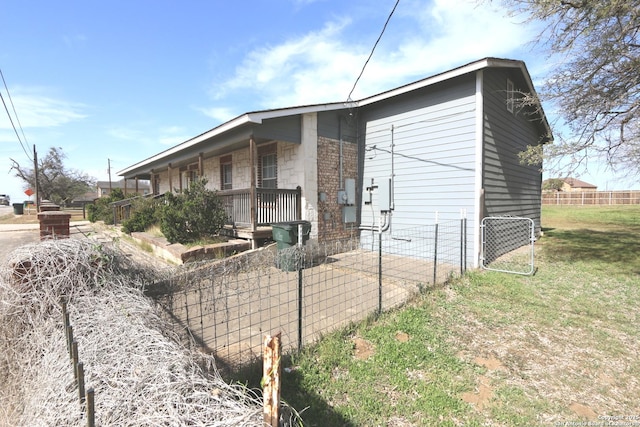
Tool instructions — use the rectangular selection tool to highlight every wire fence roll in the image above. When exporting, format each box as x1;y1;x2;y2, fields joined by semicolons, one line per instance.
0;239;271;427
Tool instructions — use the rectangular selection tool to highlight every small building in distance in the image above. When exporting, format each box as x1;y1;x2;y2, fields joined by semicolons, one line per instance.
543;178;597;192
97;179;151;198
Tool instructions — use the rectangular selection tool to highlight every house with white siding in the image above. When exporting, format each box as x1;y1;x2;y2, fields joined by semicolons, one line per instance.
118;57;551;266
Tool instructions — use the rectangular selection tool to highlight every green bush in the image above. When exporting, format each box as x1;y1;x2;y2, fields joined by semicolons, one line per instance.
87;188;125;224
159;179;227;244
121;196;161;234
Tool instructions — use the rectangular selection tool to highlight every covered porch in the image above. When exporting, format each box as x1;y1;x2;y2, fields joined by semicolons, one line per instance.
219;186;302;248
111;186;302;249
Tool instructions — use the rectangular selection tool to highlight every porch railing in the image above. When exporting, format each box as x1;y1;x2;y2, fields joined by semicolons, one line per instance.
110;187;301;230
111;193;164;225
219;186;302;228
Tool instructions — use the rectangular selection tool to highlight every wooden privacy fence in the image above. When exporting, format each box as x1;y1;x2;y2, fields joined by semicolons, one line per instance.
542;190;640;206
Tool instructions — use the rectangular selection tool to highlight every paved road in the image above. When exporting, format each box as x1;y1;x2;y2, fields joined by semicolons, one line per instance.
0;205;104;264
0;206;41;263
0;205;171;271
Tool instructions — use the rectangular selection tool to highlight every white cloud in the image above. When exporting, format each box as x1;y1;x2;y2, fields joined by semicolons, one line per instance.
198;106;240;123
208;0;534;113
108;124;190;147
0;88;87;129
108;126;145;142
158;126;190;146
62;34;88;49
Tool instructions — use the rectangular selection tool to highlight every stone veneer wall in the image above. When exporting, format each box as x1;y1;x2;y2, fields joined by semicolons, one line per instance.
316;136;358;242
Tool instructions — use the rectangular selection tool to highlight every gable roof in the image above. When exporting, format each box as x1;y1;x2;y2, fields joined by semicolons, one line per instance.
563;178;597;189
118;57;552;178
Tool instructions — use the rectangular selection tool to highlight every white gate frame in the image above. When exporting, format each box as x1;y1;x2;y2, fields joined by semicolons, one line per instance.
481;216;535;275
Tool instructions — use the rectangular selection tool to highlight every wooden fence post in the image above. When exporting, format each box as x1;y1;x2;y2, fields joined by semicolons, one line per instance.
86;388;95;427
72;340;79;380
77;362;86;404
263;333;281;427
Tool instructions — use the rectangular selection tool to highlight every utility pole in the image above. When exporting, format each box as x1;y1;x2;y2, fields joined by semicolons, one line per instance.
33;145;39;212
108;158;112;192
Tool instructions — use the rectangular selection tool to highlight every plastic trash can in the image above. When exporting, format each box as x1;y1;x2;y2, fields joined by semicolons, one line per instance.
13;203;24;215
271;221;311;271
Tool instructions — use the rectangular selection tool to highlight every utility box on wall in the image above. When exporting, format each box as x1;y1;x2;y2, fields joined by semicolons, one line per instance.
378;178;392;212
345;178;356;205
338;178;356;205
342;206;356;223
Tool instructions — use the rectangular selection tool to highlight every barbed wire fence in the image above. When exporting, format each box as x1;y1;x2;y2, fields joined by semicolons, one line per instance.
150;218;469;373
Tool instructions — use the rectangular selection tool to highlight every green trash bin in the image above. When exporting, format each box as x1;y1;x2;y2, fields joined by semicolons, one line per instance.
272;221;311;271
13;203;24;215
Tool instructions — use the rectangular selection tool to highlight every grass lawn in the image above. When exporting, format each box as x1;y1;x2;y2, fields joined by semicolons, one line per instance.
0;209;86;224
242;205;640;426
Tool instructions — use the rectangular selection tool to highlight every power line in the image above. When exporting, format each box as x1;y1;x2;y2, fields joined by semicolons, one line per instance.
0;68;32;162
346;0;400;103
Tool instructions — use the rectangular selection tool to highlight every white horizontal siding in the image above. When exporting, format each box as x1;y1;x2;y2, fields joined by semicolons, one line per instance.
361;94;477;230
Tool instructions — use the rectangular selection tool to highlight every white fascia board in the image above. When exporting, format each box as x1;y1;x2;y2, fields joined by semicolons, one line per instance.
117;102;348;176
245;102;349;121
117;114;255;176
358;58;494;107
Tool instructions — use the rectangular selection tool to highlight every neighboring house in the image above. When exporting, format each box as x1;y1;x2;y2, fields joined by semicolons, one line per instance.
97;179;151;198
118;57;551;267
562;178;597;192
72;191;98;203
542;178;597;192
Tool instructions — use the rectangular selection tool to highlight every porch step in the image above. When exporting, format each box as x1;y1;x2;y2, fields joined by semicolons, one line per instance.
221;225;273;241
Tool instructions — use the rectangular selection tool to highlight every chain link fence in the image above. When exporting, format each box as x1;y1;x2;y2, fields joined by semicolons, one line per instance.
481;216;535;275
148;219;468;374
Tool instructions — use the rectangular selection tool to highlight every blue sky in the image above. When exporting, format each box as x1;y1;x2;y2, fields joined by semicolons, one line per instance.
1;0;637;203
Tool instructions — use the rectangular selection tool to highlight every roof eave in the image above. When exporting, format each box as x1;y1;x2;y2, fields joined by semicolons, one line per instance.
117;102;350;177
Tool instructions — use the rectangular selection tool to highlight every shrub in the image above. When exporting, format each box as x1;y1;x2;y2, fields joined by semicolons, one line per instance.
87;188;125;224
159;179;227;244
121;196;161;234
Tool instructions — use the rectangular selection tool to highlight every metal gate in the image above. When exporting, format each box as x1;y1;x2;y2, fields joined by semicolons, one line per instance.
481;216;535;275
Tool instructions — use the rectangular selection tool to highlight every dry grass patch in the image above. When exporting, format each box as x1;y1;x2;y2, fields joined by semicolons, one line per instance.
437;206;640;424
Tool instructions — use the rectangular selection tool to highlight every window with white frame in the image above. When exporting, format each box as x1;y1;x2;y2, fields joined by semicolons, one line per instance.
261;153;277;188
258;144;277;205
220;155;232;190
258;144;277;189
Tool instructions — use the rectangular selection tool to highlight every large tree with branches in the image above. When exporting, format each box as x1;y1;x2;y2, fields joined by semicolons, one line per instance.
10;146;95;205
502;0;640;179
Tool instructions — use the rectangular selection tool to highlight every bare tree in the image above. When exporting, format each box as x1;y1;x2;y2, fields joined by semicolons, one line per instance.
10;146;95;205
501;0;640;179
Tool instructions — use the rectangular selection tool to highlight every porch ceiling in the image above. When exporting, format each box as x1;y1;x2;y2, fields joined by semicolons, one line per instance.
120;130;274;179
